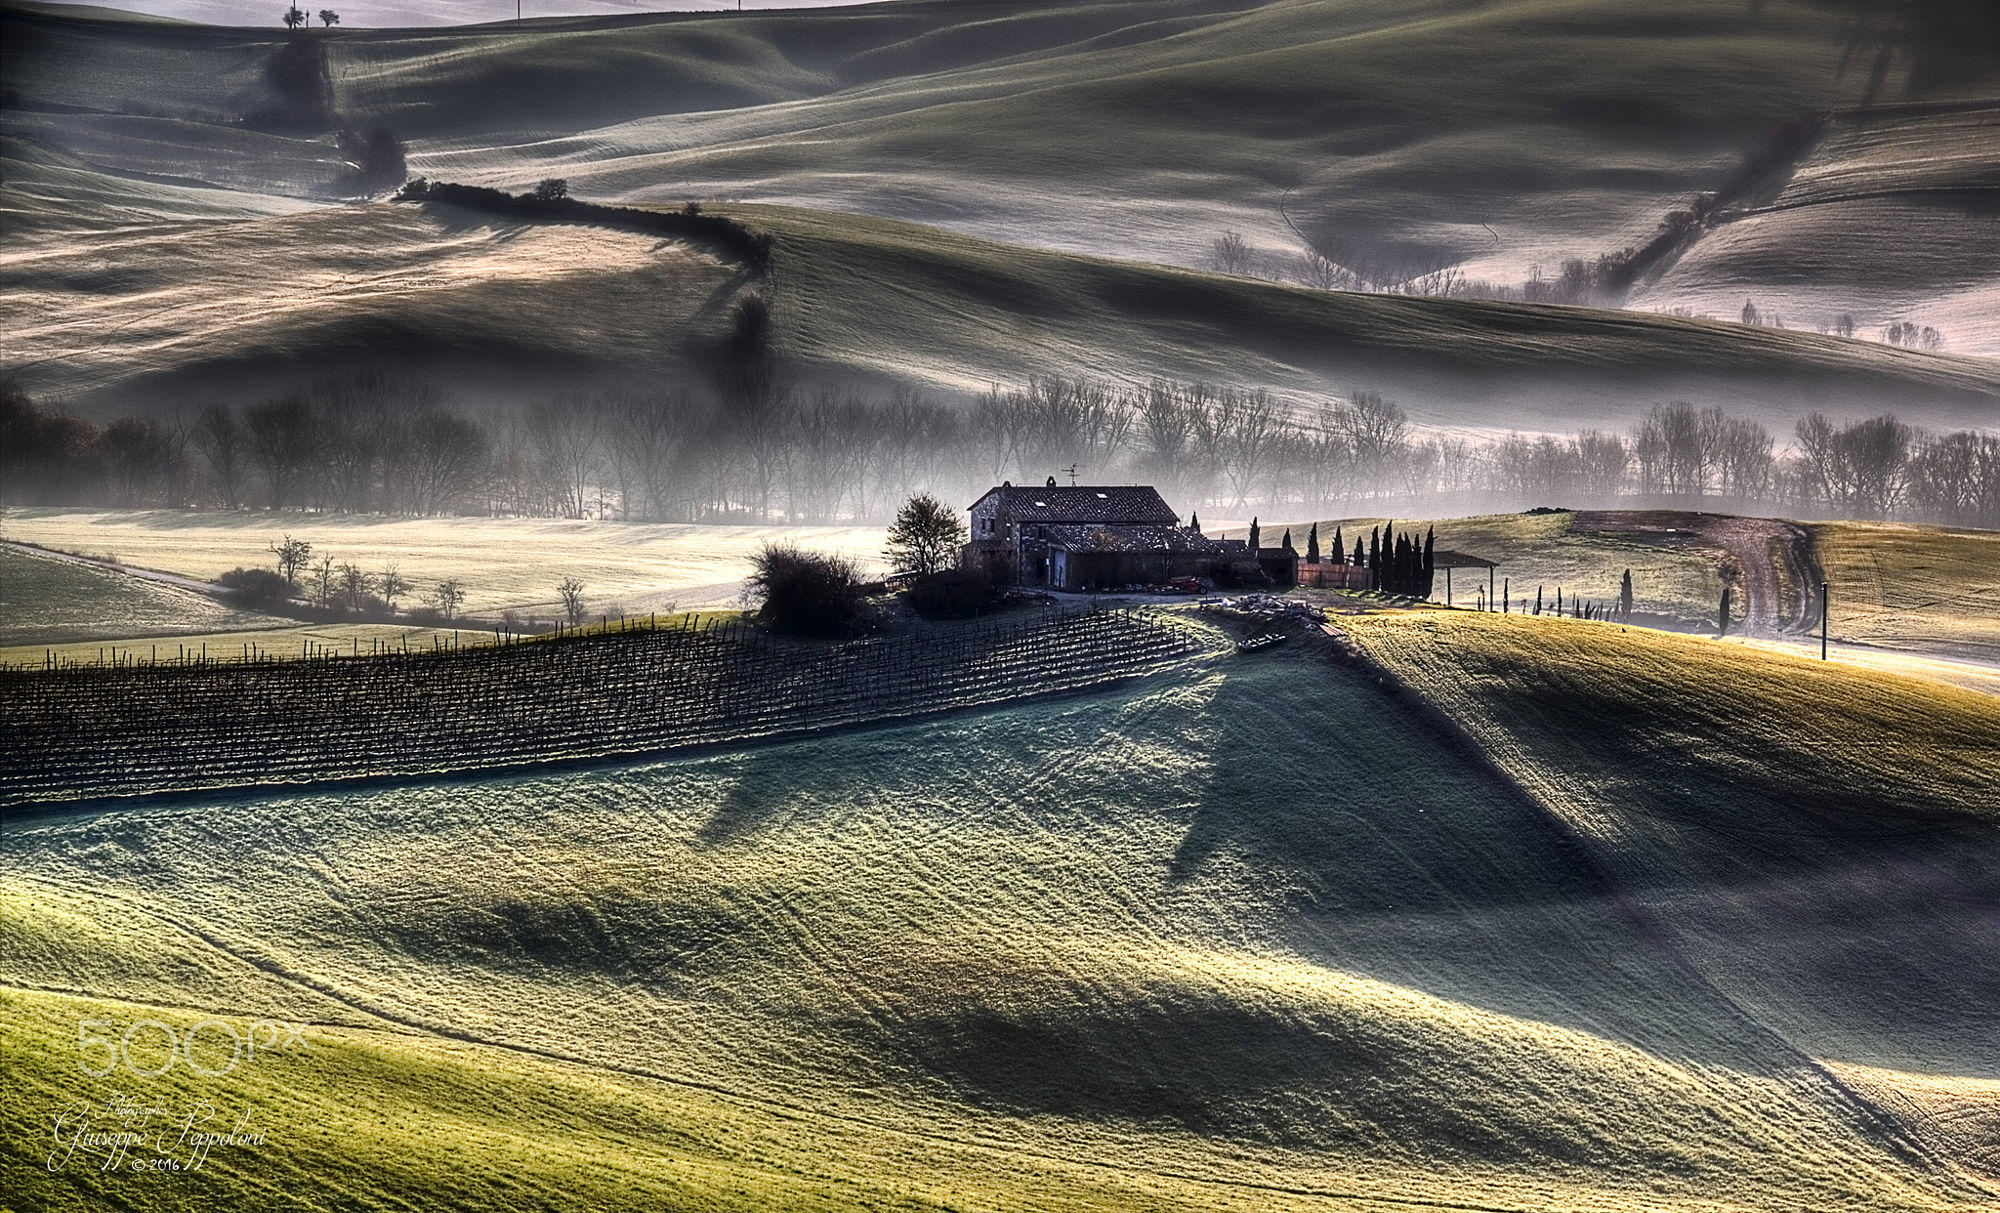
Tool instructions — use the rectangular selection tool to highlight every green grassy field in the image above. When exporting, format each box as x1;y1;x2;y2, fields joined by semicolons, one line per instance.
0;544;279;646
1806;520;2000;660
4;631;1994;1210
1346;610;2000;1071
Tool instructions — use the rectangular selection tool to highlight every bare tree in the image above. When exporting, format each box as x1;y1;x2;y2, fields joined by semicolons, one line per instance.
526;397;601;519
1215;387;1281;509
1837;414;1913;516
378;564;410;612
1573;430;1630;498
1135;380;1200;505
400;408;490;515
432;578;465;619
269;535;312;585
245;395;321;510
787;386;868;523
309;553;337;608
338;562;370;610
1210;231;1255;276
192;405;247;508
556;576;586;625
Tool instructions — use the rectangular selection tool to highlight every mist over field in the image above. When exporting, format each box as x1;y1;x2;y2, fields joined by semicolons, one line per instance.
3;0;1997;1210
38;0;889;29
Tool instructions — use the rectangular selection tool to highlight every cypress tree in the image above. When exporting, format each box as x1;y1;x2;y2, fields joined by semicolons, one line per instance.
1281;528;1294;552
1503;577;1510;612
1422;527;1435;598
1249;516;1260;549
1534;585;1543;615
1306;522;1320;564
1719;585;1732;637
1333;526;1344;565
1620;569;1634;619
1190;511;1201;534
1368;528;1381;589
1353;538;1364;567
1556;587;1563;615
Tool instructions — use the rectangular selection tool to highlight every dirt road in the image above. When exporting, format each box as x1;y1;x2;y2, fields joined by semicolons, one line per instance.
1571;511;1820;638
1701;515;1821;637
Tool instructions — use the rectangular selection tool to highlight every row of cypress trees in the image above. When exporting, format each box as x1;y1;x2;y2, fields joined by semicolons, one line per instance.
1290;520;1435;595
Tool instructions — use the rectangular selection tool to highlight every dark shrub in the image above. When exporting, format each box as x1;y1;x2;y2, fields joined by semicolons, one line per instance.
906;569;999;619
217;567;293;609
747;543;865;637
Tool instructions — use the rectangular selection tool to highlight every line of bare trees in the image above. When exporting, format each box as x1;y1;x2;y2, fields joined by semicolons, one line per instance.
5;376;1995;528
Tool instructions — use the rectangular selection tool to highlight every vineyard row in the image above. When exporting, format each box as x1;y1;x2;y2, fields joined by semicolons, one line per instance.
0;608;1220;806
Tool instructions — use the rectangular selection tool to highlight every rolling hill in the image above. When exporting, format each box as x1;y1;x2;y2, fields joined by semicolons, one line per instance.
6;140;1997;431
4;615;1996;1210
5;0;1997;351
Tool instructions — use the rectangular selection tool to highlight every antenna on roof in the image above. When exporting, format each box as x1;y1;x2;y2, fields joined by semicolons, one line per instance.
1063;464;1081;487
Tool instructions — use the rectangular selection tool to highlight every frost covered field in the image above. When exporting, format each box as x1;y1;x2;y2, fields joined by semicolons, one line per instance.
1;511;888;617
7;637;1997;1212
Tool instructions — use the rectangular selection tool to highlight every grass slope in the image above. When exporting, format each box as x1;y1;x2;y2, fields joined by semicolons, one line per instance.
1303;510;1729;621
7;0;1995;345
1806;520;2000;660
4;641;1982;1210
1633;105;2000;354
0;544;279;645
6;148;1996;430
1346;609;2000;1186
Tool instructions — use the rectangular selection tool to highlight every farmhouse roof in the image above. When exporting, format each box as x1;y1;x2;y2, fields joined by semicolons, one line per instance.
971;484;1179;525
1043;524;1241;554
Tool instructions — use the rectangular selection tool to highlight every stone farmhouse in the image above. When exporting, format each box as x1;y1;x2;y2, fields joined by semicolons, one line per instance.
963;479;1297;591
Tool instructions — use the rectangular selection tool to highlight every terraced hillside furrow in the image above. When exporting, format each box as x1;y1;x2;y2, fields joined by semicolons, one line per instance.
0;607;1223;806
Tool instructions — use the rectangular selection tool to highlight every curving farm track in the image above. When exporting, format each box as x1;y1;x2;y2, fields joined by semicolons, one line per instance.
1572;511;1821;637
1699;516;1822;637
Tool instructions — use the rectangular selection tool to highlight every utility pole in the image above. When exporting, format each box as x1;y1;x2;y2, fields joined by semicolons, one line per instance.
1820;580;1829;659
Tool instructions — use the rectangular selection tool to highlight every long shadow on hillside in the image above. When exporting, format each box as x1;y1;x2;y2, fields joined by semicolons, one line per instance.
1482;662;2000;1077
1158;648;1863;1077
